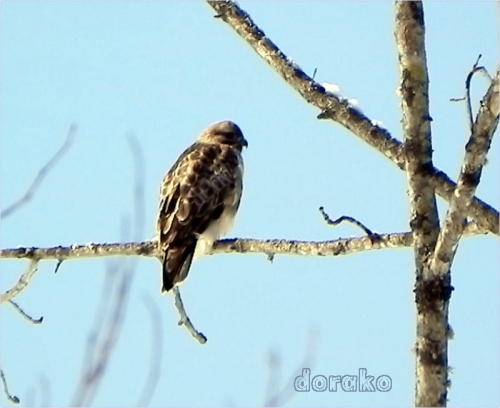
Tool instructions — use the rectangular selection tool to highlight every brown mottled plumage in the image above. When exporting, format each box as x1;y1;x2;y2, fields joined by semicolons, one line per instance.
157;121;247;293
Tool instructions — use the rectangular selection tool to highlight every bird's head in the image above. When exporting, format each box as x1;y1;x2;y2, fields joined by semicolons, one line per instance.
198;120;248;151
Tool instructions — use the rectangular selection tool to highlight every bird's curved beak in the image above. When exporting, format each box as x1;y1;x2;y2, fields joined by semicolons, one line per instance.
243;138;248;148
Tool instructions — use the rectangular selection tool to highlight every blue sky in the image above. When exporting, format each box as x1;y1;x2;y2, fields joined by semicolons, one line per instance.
1;1;498;407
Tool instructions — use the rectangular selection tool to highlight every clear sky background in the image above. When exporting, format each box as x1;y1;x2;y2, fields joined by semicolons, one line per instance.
1;1;498;407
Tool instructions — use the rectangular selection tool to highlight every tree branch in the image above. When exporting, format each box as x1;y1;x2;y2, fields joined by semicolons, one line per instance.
71;262;134;406
0;224;488;264
430;68;499;276
394;2;445;406
173;287;207;344
263;330;319;407
1;223;488;304
319;207;376;236
1;125;76;219
463;55;492;133
205;0;499;235
0;235;414;263
136;295;163;406
1;260;40;304
0;369;19;404
71;133;146;406
8;300;43;324
396;1;441;265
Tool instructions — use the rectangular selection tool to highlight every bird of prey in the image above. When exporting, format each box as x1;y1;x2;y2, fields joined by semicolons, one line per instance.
157;121;247;293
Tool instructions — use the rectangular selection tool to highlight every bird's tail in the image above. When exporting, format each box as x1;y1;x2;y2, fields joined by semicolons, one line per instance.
161;238;197;293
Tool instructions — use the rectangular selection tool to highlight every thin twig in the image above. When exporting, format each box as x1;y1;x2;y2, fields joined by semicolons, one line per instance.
75;269;114;403
1;260;40;304
71;263;134;406
125;133;146;242
0;369;20;404
136;295;163;407
8;300;43;324
319;206;374;236
37;374;51;408
466;55;482;130
71;135;145;406
1;125;77;219
463;56;493;133
264;349;281;407
466;55;484;132
264;329;319;407
173;287;207;344
53;259;63;274
450;56;492;109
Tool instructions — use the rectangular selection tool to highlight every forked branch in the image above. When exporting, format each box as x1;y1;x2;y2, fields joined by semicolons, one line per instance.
205;0;499;235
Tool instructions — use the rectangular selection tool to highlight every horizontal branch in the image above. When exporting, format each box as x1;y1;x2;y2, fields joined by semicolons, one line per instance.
206;0;499;235
0;223;488;263
0;235;408;262
0;223;488;304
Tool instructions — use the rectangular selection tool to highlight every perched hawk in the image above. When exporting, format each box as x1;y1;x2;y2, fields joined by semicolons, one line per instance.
157;121;247;293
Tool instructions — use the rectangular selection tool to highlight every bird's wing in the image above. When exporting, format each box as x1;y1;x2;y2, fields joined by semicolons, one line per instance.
157;142;243;292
